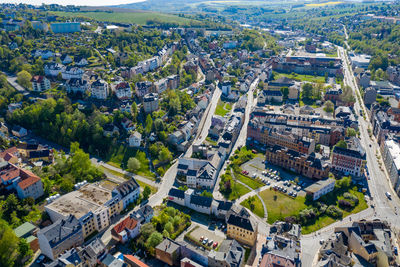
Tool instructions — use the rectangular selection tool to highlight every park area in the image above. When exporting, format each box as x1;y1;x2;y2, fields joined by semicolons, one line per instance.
215;100;232;116
260;176;368;234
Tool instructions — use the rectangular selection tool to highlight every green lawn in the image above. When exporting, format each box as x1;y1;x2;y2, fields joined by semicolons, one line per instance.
241;196;265;218
227;181;251;201
260;189;308;224
51;11;196;25
235;172;264;189
105;145;155;179
273;71;326;83
99;165;157;194
215;100;232;116
261;186;368;234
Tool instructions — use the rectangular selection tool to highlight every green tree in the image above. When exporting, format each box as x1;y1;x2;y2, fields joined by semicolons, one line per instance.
17;70;32;89
146;232;163;248
0;219;19;267
164;222;173;234
302;83;313;100
143;186;151;200
281;87;289;99
323;100;334;113
127;157;141;172
335;140;347;149
158;147;172;164
346;127;357;137
145;114;153;135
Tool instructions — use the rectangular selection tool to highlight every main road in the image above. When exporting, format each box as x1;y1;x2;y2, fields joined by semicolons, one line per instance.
100;83;222;244
301;38;400;266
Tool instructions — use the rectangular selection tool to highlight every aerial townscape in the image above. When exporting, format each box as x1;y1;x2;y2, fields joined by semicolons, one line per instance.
2;0;400;267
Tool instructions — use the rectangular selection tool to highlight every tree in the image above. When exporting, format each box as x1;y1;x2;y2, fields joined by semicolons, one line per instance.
154;118;164;132
164;222;173;234
346;127;357;137
340;86;355;104
17;70;32;89
281;87;289;99
323;100;334;113
145;114;153;135
158;147;172;164
302;83;313;100
335;140;348;149
127;157;141;172
143;186;151;200
146;232;163;248
0;219;19;267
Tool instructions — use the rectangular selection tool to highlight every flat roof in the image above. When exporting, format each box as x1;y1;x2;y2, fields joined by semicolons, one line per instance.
305;178;335;194
45;183;112;219
385;140;400;170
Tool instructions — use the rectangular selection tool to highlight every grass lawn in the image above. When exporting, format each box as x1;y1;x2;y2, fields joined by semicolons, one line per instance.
260;189;307;224
105;144;155;179
215;100;232;116
302;216;336;234
241;196;265;218
205;137;218;146
235;172;264;189
227;181;251;201
50;11;196;25
99;165;157;194
273;71;326;84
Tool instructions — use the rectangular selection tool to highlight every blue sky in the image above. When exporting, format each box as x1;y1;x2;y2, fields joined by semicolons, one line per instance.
2;0;144;6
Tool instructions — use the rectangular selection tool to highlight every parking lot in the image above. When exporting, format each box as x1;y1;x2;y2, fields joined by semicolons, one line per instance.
241;157;311;197
188;225;225;250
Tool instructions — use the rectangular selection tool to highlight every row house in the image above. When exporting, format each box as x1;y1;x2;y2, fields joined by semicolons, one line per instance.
382;139;400;196
265;145;330;179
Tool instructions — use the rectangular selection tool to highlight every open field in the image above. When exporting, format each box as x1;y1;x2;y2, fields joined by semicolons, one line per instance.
273;71;326;83
306;2;343;7
50;11;196;25
241;196;265;218
215;100;232;116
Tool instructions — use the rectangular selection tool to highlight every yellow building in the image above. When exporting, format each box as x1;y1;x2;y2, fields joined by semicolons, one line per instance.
226;208;258;246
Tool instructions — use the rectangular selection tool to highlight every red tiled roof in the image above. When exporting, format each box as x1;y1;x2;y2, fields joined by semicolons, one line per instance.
115;82;130;90
17;175;40;190
260;253;296;267
31;75;45;83
123;254;149;267
0;164;20;182
113;216;138;234
3;153;17;162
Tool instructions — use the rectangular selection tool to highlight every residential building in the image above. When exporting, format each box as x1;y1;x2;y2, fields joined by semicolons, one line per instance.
288;83;300;100
221;81;231;96
66;78;89;95
208;239;244;267
358;71;371;88
44;63;65;77
155;238;181;266
60;54;73;64
124;254;149;267
332;220;395;265
143;93;159;113
324;86;342;102
387;65;400;86
62;66;84;80
226;208;258;246
135;81;153;99
258;90;283;103
31;76;51;92
128;131;142;148
304;178;335;200
114;82;132;101
91;79;109;100
50;22;81;33
364;87;377;105
112;178;140;210
74;56;88;67
260;235;301;267
265;146;329;179
0;162;44;199
331;138;366;177
111;215;140;244
154;78;168;94
37;215;84;260
382;139;400;196
130;205;154;224
44;182;130;238
272;56;342;77
12;126;27;137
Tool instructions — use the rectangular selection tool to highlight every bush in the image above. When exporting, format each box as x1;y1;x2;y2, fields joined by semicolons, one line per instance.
338;199;353;209
326;205;343;218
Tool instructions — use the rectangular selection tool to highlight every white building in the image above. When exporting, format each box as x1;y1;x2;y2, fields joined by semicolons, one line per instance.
91;79;108;100
66;78;89;95
305;179;335;200
113;82;132;100
128;131;142;148
221;81;232;96
382;140;400;196
62;66;84;80
44;63;65;77
112;178;140;210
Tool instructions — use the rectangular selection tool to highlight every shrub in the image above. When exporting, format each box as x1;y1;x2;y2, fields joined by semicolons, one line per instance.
326;205;343;218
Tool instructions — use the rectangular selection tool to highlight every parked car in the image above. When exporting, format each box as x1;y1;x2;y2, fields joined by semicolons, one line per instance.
213;242;218;248
200;236;204;241
36;255;45;264
203;238;208;245
208;240;214;246
386;192;392;200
